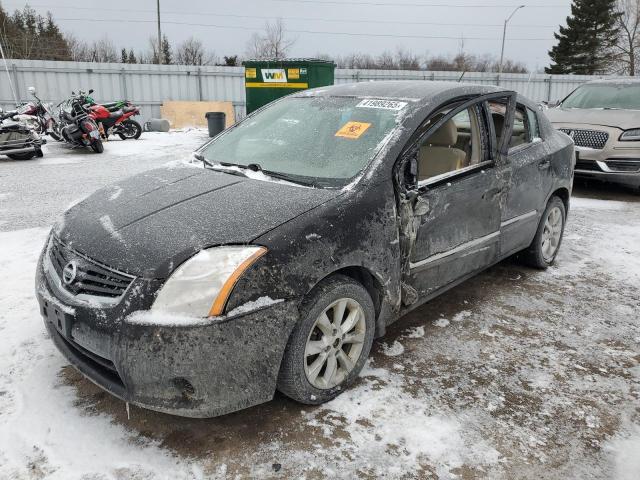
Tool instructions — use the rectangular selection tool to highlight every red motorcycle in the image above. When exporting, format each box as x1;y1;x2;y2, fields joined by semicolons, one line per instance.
87;102;142;141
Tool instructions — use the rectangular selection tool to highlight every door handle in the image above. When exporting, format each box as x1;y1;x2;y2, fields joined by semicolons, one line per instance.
538;158;551;170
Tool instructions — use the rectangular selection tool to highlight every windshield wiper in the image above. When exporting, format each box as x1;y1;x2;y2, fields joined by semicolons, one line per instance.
193;152;213;168
262;169;316;187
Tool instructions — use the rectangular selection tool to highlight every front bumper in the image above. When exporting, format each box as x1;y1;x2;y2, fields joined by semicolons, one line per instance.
553;123;640;189
36;250;299;418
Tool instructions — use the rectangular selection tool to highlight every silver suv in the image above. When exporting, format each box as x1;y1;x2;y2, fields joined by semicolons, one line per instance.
545;79;640;191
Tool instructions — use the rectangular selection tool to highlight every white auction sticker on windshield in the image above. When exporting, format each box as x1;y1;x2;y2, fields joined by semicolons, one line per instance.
356;99;408;111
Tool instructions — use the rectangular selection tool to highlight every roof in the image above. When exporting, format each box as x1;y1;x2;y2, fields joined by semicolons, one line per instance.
242;58;335;66
584;78;640;85
295;80;504;100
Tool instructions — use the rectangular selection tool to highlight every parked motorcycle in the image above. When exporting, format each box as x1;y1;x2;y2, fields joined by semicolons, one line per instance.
0;108;46;160
87;102;143;140
57;90;104;153
15;87;62;141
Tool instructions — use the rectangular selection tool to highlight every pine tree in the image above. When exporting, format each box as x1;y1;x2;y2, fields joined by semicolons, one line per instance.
127;49;137;64
121;48;127;63
0;4;71;60
547;0;620;74
161;34;172;64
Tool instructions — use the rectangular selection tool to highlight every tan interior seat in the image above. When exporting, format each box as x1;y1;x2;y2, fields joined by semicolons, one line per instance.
418;119;467;180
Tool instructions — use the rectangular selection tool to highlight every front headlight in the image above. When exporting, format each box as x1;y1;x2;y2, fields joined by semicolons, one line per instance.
619;129;640;141
151;246;267;317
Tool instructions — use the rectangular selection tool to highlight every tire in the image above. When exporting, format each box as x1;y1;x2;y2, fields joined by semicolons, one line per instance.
48;130;62;142
277;274;375;405
7;151;36;160
117;120;142;140
521;196;566;269
90;139;104;153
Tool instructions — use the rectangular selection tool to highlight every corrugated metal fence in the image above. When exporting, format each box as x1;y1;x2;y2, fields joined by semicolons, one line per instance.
0;59;627;123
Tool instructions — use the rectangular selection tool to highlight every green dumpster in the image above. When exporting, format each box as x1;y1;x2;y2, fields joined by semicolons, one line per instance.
243;58;336;114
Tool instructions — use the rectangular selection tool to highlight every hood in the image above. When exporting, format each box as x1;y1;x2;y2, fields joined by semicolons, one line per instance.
55;166;339;278
544;107;640;130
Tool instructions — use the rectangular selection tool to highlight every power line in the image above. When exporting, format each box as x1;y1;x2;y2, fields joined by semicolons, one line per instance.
50;17;553;41
273;0;566;8
0;2;559;28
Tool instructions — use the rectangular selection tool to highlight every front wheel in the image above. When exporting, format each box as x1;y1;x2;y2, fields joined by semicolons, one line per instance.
48;130;62;142
277;274;375;405
117;120;142;140
90;139;104;153
522;196;566;269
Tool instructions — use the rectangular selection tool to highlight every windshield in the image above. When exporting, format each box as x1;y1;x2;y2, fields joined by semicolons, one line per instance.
199;96;405;187
562;83;640;110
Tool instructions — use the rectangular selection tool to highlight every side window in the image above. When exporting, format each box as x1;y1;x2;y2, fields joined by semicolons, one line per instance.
417;104;485;182
489;101;539;150
526;108;540;140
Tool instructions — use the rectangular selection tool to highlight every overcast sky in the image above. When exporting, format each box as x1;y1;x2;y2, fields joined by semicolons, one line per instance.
2;0;573;70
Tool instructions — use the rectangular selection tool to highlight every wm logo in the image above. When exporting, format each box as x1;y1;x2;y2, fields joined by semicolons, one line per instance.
262;69;287;83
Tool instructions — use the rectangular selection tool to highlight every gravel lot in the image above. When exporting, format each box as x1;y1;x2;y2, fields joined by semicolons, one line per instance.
0;132;638;479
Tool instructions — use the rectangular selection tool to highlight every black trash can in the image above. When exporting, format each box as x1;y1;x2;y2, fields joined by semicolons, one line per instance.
205;112;226;137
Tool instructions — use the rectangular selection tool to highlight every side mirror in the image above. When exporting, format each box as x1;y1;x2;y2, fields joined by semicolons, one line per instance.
28;86;36;95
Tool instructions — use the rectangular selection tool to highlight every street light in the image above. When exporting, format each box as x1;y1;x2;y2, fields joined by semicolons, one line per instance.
499;5;526;77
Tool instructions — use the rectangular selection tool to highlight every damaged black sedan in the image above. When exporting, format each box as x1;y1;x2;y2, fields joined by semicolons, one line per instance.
36;81;574;417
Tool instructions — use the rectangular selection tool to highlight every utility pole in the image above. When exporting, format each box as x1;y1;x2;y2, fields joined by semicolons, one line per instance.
499;5;525;76
156;0;162;65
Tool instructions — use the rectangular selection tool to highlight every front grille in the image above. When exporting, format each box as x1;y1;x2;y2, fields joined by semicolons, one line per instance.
575;159;602;172
560;128;609;149
605;160;640;173
54;329;125;389
49;237;134;299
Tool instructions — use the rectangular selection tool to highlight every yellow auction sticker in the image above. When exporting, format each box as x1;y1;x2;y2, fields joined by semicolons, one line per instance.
335;121;371;139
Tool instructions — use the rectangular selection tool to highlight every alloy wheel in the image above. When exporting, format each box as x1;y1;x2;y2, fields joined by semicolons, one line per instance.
541;206;563;262
304;298;366;389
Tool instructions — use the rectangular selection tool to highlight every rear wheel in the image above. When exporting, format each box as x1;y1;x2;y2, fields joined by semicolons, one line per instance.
90;139;104;153
277;275;375;405
7;151;36;160
522;196;566;269
117;120;142;140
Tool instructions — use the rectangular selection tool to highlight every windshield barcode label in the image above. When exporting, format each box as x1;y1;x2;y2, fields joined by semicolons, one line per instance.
356;99;408;111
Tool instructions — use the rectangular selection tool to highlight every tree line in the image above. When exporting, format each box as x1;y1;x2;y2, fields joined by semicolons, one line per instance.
1;1;638;75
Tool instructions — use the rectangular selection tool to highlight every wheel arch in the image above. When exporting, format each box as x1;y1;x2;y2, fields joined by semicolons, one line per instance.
548;187;570;214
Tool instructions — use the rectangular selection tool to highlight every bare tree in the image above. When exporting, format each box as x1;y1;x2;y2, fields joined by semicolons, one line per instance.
65;34;117;62
245;18;295;59
175;37;217;65
615;0;640;75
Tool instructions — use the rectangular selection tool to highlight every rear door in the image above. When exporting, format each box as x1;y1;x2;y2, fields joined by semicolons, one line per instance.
492;100;551;256
395;92;515;304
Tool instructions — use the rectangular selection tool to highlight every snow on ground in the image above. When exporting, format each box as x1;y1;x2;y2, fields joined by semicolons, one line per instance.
0;131;639;479
0;129;209;232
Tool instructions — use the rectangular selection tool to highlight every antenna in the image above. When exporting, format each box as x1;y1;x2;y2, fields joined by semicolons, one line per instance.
0;38;18;105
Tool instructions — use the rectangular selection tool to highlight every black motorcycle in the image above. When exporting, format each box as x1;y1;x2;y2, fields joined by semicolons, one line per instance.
0;108;46;160
57;90;104;153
